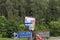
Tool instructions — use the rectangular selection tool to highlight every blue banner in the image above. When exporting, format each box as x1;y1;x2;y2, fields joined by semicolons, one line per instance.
16;31;32;38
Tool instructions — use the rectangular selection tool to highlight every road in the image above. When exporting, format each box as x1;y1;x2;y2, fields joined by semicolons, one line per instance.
48;37;60;40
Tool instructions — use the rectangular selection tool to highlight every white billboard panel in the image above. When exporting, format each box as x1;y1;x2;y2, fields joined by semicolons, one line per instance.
25;17;35;30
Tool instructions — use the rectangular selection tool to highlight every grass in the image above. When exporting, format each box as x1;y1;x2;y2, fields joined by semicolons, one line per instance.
0;38;27;40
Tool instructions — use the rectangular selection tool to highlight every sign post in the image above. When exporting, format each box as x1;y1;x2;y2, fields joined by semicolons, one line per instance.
13;17;35;40
25;17;35;40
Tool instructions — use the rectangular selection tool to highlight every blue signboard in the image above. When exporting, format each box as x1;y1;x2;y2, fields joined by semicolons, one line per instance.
16;31;32;38
25;22;32;24
25;22;32;26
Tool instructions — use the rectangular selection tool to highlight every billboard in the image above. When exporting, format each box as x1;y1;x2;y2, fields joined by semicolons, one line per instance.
35;31;50;38
14;31;32;38
25;17;35;30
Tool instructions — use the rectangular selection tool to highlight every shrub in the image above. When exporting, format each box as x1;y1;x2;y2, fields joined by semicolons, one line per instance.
49;21;60;36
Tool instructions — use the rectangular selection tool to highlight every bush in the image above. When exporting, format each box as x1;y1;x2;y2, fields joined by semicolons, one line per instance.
49;21;60;36
0;16;24;38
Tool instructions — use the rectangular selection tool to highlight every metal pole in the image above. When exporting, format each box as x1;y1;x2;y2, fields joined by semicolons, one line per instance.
28;30;33;40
